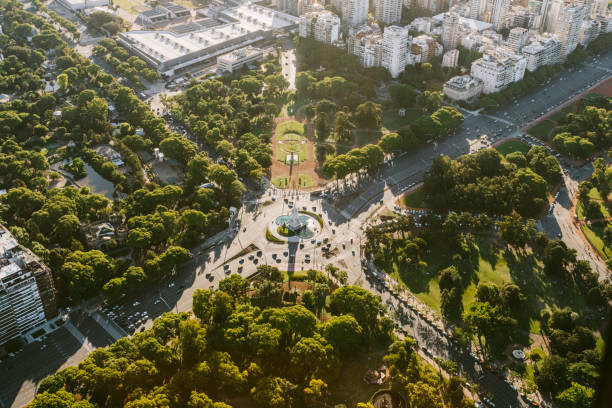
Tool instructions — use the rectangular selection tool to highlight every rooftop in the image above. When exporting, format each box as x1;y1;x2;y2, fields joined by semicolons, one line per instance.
432;13;492;32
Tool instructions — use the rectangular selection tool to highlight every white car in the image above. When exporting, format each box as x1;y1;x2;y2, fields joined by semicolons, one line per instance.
132;301;140;307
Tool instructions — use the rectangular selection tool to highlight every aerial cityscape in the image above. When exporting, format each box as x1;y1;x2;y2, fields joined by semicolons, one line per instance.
0;0;610;405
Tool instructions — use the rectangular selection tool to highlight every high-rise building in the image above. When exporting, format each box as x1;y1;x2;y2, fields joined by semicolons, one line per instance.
299;10;341;44
409;34;443;62
579;18;601;45
541;0;564;32
0;225;58;345
522;33;561;71
342;0;369;27
375;0;402;24
469;0;481;19
507;27;528;52
441;12;460;50
490;0;510;30
382;25;409;78
555;5;586;58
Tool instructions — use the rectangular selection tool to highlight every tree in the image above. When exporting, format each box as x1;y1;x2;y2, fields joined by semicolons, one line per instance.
290;335;336;381
333;111;355;144
555;382;594;408
354;101;382;129
418;90;442;112
314;111;329;140
321;314;363;355
160;136;197;165
497;211;536;249
463;301;516;356
250;377;296;408
218;274;249;299
329;286;382;341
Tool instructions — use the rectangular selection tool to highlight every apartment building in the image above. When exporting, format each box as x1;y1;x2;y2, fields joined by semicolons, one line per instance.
442;48;460;67
0;225;57;345
382;25;409;78
299;10;341;44
441;12;460;50
342;0;369;27
470;50;526;94
555;5;586;58
506;27;528;53
409;34;443;63
375;0;402;24
521;33;561;71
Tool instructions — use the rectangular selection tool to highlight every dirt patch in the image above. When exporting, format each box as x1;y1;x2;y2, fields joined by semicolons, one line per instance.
270;117;326;190
589;75;612;97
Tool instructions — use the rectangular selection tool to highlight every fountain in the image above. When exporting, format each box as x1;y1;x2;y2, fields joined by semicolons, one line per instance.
272;207;322;240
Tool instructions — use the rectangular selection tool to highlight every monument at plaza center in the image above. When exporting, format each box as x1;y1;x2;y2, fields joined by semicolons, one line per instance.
285;207;305;232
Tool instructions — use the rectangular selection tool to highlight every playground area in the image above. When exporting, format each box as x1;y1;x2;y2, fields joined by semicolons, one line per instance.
270;119;322;190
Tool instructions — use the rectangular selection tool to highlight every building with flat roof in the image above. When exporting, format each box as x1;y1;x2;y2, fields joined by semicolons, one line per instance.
375;0;402;25
217;45;263;72
432;13;493;32
471;49;526;94
443;75;483;101
136;1;192;27
342;0;369;27
522;33;561;71
56;0;108;11
409;34;442;63
299;10;341;44
382;25;409;78
119;1;299;76
0;225;57;345
442;48;460;67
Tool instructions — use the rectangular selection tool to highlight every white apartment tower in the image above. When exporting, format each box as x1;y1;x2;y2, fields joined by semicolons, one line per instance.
342;0;369;27
375;0;402;24
470;50;526;94
507;27;528;52
469;0;481;19
382;25;409;78
555;5;586;58
490;0;510;30
442;12;460;51
522;34;561;71
299;10;341;44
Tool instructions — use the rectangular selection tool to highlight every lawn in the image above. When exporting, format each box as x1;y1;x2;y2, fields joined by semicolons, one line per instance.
112;0;145;14
276;120;304;136
576;187;611;220
327;345;390;407
276;132;308;163
381;108;422;131
496;139;530;156
403;187;426;208
356;129;382;147
581;223;612;259
390;235;596;337
527;120;556;141
297;174;314;188
272;175;290;189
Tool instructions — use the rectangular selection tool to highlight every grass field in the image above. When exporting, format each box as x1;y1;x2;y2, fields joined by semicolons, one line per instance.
276;120;305;136
277;132;308;163
403;187;426;208
356;129;382;147
112;0;145;14
272;175;290;189
297;174;314;188
527;120;556;141
496;139;531;156
576;187;611;220
381;108;422;131
581;223;612;259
